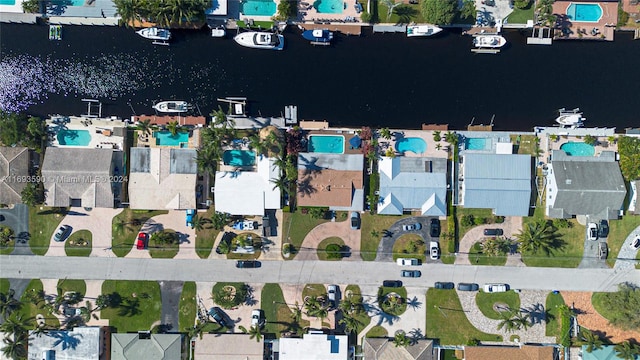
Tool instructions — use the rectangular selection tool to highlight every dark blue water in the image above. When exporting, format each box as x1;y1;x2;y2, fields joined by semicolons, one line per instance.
1;23;639;130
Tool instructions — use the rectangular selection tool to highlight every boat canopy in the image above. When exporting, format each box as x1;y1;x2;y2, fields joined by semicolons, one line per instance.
312;29;324;37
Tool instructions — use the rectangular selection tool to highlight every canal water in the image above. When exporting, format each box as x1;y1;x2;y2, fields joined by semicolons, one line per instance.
0;23;638;131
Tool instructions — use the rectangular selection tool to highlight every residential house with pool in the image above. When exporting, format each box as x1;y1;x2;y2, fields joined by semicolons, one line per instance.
552;0;618;41
0;146;30;205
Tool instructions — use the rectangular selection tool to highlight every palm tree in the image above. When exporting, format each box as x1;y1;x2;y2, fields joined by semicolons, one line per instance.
1;334;28;360
444;131;458;145
614;341;640;360
249;134;268;156
270;177;289;195
195;147;219;176
339;315;363;334
516;219;561;256
513;312;531;331
290;302;302;322
581;329;604;353
211;212;230;230
248;325;263;342
113;0;143;27
190;215;204;231
393;332;410;347
138;119;152;135
496;310;519;333
167;121;180;136
379;128;391;140
0;313;32;337
0;289;22;320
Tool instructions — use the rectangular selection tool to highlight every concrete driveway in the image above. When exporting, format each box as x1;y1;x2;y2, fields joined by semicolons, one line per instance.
296;219;361;261
0;204;31;255
375;217;432;262
455;216;522;265
159;281;183;332
196;282;264;332
614;225;640;270
126;210;197;260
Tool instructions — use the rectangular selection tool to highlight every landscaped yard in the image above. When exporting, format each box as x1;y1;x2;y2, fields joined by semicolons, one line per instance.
606;215;640;267
19;279;60;328
361;213;406;261
506;5;535;24
212;282;248;310
281;211;330;259
510;134;539;156
426;288;502;344
317;236;346;261
195;207;221;259
469;242;507;266
0;278;10;293
112;209;168;257
457;208;495;241
476;290;521;319
148;229;179;259
302;283;327;300
366;325;388;338
65;230;92;257
179;282;197;332
29;206;68;255
262;283;310;337
378;286;407;316
100;280;162;333
57;279;86;297
344;285;371;334
545;291;566;337
392;234;426;261
226;232;262;260
375;2;424;23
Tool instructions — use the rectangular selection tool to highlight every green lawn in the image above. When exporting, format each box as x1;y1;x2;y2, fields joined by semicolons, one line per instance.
100;280;162;333
226;233;262;260
475;291;521;320
591;292;617;325
0;278;10;293
195;207;221;259
148;229;179;259
392;234;426;262
262;283;310;337
281;211;330;260
361;213;406;261
469;242;507;266
317;236;345;261
506;4;535;24
112;209;168;257
365;325;388;338
606;215;640;267
65;230;92;257
236;20;274;29
344;285;371;334
29;206;68;255
442;349;461;360
179;282;197;332
57;279;86;297
0;237;15;255
545;291;566;337
456;208;494;241
426;288;502;345
19;279;60;329
376;2;424;24
379;286;407;316
302;284;327;300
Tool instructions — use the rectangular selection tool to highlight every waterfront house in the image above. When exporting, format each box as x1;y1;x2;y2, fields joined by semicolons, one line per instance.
546;150;626;219
0;146;30;205
296;153;364;211
362;337;435;360
464;345;557;359
275;332;349;360
111;332;181;360
28;326;109;360
194;333;264;359
377;156;447;216
41;148;115;208
128;147;197;210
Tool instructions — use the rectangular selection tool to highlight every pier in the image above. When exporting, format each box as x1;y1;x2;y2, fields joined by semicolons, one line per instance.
527;27;553;45
471;48;500;54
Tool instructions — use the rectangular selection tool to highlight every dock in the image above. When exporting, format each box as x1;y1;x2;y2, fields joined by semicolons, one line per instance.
635;28;640;40
49;25;62;41
372;24;406;33
471;48;500;54
298;23;363;36
527;27;553;45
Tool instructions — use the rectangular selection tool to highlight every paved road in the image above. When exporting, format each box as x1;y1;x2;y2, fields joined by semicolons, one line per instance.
1;255;638;292
0;204;31;255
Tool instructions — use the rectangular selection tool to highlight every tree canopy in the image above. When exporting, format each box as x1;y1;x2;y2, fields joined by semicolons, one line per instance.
618;136;640;181
420;0;457;25
596;283;640;331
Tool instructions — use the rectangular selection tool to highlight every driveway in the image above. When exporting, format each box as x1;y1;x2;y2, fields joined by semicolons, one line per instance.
614;225;640;270
455;216;522;265
126;210;197;260
375;217;432;262
197;282;264;332
159;281;183;332
579;218;609;269
0;204;31;255
296;219;361;261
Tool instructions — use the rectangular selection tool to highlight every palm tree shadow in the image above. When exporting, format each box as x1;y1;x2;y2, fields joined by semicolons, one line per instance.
406;296;422;310
49;330;83;350
296;176;317;198
394;5;419;24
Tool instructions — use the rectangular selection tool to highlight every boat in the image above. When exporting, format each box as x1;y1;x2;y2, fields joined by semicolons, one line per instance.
234;31;284;50
555;108;585;128
211;27;226;38
406;24;443;37
49;25;62;41
473;34;507;48
136;27;171;41
302;29;334;45
153;101;190;113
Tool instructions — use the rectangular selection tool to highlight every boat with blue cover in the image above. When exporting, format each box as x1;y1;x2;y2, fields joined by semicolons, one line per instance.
302;29;334;45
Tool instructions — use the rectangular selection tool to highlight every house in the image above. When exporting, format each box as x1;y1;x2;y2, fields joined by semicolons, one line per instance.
0;147;29;205
296;153;364;211
464;345;558;360
378;157;447;216
214;156;281;215
460;153;532;216
546;150;626;219
28;326;109;360
111;332;181;360
193;333;264;359
276;332;349;360
41;148;115;208
362;337;435;360
128;148;197;210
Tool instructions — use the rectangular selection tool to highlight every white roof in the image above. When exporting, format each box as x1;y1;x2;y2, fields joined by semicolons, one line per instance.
214;156;281;216
279;333;349;360
495;142;513;154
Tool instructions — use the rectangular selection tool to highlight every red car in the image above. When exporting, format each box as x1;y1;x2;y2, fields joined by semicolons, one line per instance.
136;232;148;250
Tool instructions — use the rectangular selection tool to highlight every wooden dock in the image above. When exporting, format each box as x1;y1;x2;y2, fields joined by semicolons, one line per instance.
299;23;363;36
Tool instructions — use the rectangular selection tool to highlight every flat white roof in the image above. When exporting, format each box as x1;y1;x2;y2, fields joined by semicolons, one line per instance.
279;333;348;360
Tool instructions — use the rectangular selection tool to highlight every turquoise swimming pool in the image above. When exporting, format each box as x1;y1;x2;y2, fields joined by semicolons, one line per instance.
566;3;602;22
223;150;256;166
154;131;189;147
308;135;345;154
240;0;276;16
0;0;16;5
57;129;91;146
395;137;427;154
465;138;490;150
560;142;595;156
313;0;343;13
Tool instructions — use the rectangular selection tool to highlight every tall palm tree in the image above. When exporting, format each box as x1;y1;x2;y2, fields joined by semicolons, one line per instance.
581;329;604;353
614;341;640;360
339;315;363;334
0;290;22;320
496;310;519;333
516;219;560;256
248;134;268;156
0;313;32;338
393;332;410;347
1;334;28;360
113;0;145;27
195;147;219;176
138;119;152;135
271;177;289;195
379;128;391;140
167;121;180;136
248;325;263;342
513;312;531;331
190;215;204;231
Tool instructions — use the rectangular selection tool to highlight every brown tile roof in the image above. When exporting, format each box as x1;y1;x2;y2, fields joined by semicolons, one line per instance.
464;345;556;360
297;169;362;207
133;115;207;126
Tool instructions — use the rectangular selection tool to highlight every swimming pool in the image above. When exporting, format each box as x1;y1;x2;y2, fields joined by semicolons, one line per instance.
0;0;16;5
154;131;189;147
308;135;345;154
395;137;427;154
566;3;602;22
57;129;91;146
313;0;344;14
223;150;256;166
240;0;276;16
560;142;595;156
465;138;490;151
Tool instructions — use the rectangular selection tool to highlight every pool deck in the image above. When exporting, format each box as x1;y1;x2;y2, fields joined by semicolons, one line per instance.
552;0;617;41
46;116;125;150
136;128;200;149
540;134;618;163
378;130;449;159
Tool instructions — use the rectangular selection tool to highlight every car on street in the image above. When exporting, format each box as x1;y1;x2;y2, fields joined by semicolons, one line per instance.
53;225;72;242
396;258;420;266
587;223;598;241
136;232;148;250
403;222;422;231
457;283;479;291
429;241;440;260
598;242;608;260
401;270;422;278
186;209;196;228
327;284;338;307
382;280;403;288
483;228;503;236
630;236;640;250
208;307;228;327
236;260;261;268
251;309;265;327
598;220;609;238
0;214;4;221
429;219;440;237
434;282;455;290
483;284;509;293
350;212;360;230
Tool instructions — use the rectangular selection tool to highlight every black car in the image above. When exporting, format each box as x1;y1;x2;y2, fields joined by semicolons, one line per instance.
598;220;609;238
382;280;403;288
457;283;479;291
483;228;503;236
236;260;261;268
429;219;441;238
208;307;228;327
434;282;455;290
401;270;421;278
216;232;235;254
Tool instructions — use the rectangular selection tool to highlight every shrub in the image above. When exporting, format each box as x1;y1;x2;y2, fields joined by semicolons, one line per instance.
583;135;597;146
461;214;475;227
553;218;571;229
360;11;372;23
514;0;530;9
617;7;629;27
473;217;487;225
325;243;343;259
433;131;441;142
494;216;505;224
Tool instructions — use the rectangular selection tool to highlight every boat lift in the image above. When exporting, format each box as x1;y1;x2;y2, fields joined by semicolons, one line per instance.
49;25;62;40
217;97;247;117
81;99;102;118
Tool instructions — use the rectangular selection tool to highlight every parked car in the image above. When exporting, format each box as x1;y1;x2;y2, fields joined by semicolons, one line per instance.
429;219;441;237
327;284;338;306
216;232;235;254
457;283;479;291
0;214;4;221
208;307;228;327
236;260;261;268
483;228;503;236
382;280;403;288
429;241;440;260
587;223;598;241
483;284;509;293
401;270;421;278
186;209;196;227
403;223;422;231
53;225;72;242
598;242;608;260
251;309;265;327
396;258;420;266
350;212;360;230
630;236;640;250
136;232;148;250
434;282;455;290
598;220;609;238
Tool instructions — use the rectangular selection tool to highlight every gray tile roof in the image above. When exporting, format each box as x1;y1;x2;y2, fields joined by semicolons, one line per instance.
0;147;29;205
111;333;181;360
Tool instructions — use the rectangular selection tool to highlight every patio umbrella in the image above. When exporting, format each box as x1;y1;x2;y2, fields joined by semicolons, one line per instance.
349;135;362;149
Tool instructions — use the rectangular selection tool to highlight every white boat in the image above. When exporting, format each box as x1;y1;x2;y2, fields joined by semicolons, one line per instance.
136;27;171;41
406;24;443;37
555;108;585;128
473;34;507;48
153;101;190;113
234;31;284;50
302;29;334;45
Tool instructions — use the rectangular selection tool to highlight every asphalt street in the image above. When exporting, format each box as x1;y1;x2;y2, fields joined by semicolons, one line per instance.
1;256;638;292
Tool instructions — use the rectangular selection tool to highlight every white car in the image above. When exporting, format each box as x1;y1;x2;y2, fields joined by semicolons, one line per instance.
327;284;338;306
429;241;440;260
631;236;640;250
251;309;264;327
483;284;509;293
587;223;598;241
396;258;420;266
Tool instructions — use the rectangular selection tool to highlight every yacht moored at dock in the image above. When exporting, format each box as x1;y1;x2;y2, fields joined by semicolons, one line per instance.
234;31;284;50
302;29;334;45
473;34;507;48
406;24;442;37
555;108;585;128
153;101;191;113
136;27;171;41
